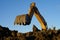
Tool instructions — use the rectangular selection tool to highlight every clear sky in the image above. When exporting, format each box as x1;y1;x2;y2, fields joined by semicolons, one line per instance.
0;0;60;33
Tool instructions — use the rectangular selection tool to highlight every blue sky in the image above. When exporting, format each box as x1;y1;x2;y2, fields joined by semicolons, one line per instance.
0;0;60;33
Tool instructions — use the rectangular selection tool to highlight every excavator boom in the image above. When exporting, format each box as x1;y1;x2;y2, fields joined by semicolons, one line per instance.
14;2;47;30
34;7;47;30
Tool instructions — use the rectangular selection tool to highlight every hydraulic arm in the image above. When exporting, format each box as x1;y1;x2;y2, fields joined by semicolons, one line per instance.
34;6;47;30
14;2;47;30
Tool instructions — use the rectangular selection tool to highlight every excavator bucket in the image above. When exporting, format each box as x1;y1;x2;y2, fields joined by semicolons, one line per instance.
14;14;31;25
14;2;35;26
